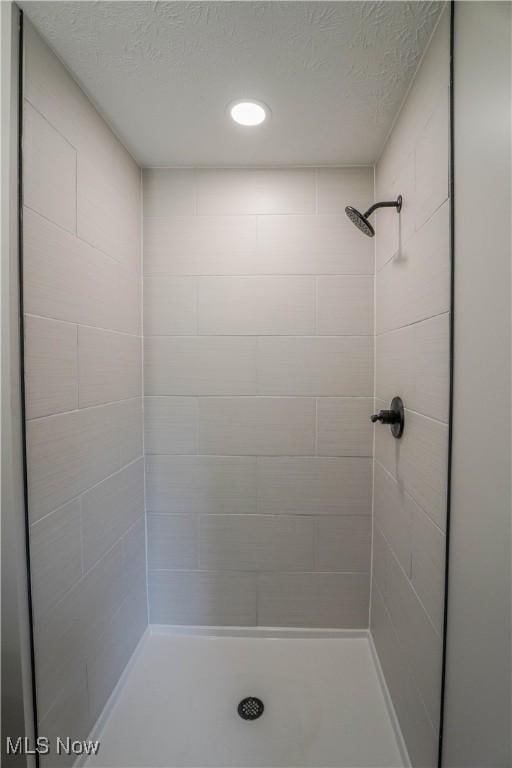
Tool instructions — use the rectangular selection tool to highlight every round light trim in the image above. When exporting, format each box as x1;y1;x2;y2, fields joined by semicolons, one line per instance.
229;100;269;126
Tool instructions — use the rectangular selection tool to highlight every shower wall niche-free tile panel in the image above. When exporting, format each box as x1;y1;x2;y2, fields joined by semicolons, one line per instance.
143;166;375;628
22;23;146;764
370;8;450;767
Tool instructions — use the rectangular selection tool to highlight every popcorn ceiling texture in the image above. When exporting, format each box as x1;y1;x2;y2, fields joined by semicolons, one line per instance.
19;1;443;166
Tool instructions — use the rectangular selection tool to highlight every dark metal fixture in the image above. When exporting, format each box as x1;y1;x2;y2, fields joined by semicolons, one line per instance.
345;195;402;237
238;697;264;721
371;396;405;439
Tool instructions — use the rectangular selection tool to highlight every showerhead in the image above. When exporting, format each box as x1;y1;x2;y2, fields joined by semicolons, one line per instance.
345;206;375;237
345;195;402;238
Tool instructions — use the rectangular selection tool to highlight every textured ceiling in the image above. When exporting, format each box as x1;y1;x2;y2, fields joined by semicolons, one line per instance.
20;1;444;166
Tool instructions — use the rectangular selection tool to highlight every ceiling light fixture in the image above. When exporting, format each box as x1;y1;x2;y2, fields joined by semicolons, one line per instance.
229;99;269;126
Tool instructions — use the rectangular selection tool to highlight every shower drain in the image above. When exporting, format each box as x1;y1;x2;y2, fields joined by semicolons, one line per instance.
237;696;264;721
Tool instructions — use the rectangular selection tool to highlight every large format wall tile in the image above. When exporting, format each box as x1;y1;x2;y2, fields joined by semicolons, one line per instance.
256;214;374;275
371;585;438;768
148;513;199;570
376;201;450;334
143;168;196;217
257;336;373;396
144;215;258;275
145;455;258;515
316;516;371;572
144;396;197;454
316;167;374;214
23;101;76;233
81;459;145;572
258;572;370;628
145;336;258;396
371;9;450;766
29;499;82;620
78;326;141;407
376;312;450;423
257;457;372;516
24;208;140;335
375;401;448;531
197;276;316;336
316;397;373;457
199;515;315;572
28;404;122;522
143;166;375;627
198;397;315;456
77;154;140;273
24;24;145;744
143;275;197;335
316;276;374;335
196;168;316;216
149;571;258;626
24;314;78;419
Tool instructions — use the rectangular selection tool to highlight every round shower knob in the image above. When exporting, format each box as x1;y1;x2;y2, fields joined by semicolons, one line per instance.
371;396;405;439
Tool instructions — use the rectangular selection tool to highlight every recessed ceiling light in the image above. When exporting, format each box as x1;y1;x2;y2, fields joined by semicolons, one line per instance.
229;99;269;126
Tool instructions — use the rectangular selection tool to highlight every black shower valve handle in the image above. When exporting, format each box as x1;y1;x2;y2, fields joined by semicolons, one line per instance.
370;409;400;425
370;396;405;439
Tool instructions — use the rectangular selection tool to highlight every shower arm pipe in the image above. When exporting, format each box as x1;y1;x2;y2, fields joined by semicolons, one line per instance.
364;196;402;218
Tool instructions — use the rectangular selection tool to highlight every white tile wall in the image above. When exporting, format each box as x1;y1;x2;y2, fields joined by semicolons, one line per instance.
144;336;258;396
24;314;78;419
317;398;373;456
197;276;316;336
81;459;145;572
145;455;258;515
371;8;450;766
316;516;372;572
144;397;197;454
143;166;375;627
196;168;316;215
258;572;370;628
199;515;316;572
23;23;145;750
23;101;76;233
78;327;142;407
257;457;372;516
257;336;373;396
149;571;258;626
29;499;82;620
148;514;199;570
316;276;374;335
24;208;140;335
198;397;316;456
143;276;197;335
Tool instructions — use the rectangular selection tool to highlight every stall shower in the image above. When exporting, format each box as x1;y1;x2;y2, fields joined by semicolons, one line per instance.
17;2;450;767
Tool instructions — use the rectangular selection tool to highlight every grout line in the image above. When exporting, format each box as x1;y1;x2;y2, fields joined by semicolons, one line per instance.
23;312;139;338
145;332;374;338
144;453;373;459
375;521;442;640
23;203;141;278
26;394;142;423
314;398;319;456
374;459;447;535
143;272;375;278
140;166;150;627
368;161;377;630
376;309;450;337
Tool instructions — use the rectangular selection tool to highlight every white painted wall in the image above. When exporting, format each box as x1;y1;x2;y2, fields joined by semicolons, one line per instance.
442;3;511;766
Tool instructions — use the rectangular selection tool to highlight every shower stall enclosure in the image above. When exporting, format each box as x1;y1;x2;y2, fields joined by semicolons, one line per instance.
6;2;458;766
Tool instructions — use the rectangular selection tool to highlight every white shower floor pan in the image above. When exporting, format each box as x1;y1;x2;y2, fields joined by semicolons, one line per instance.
84;627;408;768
